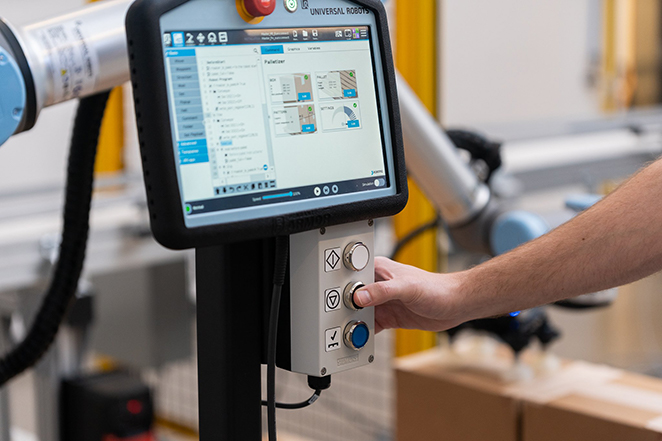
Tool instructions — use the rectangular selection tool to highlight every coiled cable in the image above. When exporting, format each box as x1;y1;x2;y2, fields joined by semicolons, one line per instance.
0;91;110;386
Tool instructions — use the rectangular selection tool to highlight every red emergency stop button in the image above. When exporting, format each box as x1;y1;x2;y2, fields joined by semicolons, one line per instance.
243;0;276;17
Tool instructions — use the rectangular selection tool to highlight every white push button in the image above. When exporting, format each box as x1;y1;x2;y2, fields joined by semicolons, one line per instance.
343;242;370;272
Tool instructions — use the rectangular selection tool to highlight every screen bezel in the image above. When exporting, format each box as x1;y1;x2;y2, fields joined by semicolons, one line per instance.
126;0;407;249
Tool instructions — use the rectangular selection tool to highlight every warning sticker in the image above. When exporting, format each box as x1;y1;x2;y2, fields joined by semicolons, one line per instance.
36;20;100;104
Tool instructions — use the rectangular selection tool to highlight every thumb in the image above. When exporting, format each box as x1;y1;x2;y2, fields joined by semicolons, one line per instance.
354;278;413;307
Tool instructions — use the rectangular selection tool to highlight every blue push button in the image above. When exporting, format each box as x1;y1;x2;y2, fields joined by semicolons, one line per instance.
345;321;370;351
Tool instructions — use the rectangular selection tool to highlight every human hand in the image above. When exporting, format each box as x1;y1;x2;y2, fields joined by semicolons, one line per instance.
354;257;467;333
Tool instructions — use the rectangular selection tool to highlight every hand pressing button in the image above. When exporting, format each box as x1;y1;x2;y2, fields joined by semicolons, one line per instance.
344;281;365;311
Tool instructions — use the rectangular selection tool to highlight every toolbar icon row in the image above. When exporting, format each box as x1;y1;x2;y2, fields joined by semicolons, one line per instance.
292;29;319;39
166;31;228;47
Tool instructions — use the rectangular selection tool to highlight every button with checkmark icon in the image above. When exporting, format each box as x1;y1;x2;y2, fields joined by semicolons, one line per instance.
325;327;341;352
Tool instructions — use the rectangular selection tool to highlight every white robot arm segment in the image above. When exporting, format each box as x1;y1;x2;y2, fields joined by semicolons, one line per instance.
0;0;133;143
396;75;491;228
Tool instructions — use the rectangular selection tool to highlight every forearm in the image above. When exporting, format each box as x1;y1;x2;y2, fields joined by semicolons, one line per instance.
455;158;662;321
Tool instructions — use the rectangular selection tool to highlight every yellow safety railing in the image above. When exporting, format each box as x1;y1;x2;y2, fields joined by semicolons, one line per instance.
601;0;660;111
393;0;439;357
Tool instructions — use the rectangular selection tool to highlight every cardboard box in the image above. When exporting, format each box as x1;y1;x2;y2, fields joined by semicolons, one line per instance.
396;344;662;441
521;371;662;441
395;348;521;441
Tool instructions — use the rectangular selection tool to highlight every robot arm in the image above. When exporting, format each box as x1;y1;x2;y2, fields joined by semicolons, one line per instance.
396;75;491;228
397;75;552;255
0;0;133;145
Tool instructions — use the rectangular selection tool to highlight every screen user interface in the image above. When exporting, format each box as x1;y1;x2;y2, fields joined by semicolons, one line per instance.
163;26;390;220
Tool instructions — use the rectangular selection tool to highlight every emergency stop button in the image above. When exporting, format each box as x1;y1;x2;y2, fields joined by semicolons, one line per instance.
243;0;276;17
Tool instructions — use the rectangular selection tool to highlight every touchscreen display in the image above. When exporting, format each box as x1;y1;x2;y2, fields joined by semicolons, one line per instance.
163;26;390;222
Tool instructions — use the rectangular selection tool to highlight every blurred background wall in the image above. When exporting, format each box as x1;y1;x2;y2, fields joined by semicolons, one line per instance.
441;0;601;126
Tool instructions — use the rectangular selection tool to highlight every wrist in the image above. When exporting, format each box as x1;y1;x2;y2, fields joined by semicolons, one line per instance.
432;270;474;327
454;264;519;323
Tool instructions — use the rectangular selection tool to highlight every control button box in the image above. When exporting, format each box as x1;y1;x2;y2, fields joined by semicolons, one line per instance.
289;221;375;376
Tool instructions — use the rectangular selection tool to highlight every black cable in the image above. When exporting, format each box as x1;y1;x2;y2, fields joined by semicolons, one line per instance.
390;215;441;260
261;389;322;410
268;236;290;441
0;91;110;387
261;374;330;410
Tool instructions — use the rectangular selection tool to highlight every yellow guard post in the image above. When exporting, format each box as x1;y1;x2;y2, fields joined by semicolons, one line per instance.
393;0;439;357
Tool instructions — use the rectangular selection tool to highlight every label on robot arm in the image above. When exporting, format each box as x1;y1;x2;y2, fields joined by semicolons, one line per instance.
34;19;100;104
